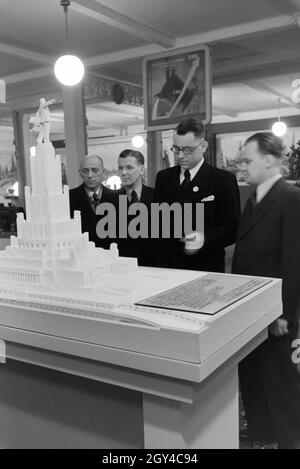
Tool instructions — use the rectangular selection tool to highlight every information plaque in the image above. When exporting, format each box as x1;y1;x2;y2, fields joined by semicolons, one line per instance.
136;274;272;315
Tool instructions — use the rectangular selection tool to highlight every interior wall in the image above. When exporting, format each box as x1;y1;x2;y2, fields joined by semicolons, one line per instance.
87;131;175;188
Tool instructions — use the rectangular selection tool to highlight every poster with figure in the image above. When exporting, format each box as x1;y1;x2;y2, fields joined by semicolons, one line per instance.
143;45;211;131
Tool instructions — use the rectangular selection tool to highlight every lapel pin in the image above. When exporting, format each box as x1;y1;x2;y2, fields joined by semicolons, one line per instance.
193;186;199;192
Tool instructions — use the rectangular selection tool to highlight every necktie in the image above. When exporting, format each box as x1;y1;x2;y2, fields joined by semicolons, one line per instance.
91;192;100;211
181;169;191;200
130;190;138;204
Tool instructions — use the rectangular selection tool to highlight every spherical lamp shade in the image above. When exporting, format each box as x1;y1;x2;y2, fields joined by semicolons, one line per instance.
131;135;144;149
106;175;122;190
272;121;287;137
54;55;85;86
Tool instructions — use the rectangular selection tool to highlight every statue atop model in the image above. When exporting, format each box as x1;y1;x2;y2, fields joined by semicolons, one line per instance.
35;98;55;144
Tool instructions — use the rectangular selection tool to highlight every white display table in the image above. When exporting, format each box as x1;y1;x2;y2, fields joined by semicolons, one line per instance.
0;268;282;449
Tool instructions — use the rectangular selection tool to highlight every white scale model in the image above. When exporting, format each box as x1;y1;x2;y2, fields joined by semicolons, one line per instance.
0;141;140;297
0;103;281;372
0;100;283;449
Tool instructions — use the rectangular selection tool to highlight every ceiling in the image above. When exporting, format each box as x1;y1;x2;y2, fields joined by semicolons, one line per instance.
1;0;300;135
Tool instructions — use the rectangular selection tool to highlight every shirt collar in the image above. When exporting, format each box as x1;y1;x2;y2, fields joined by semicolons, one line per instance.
126;185;142;201
256;174;282;203
180;158;204;181
86;185;103;199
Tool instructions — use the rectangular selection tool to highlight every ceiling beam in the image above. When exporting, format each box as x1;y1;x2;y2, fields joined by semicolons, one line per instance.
176;15;296;48
213;106;239;118
243;79;300;110
89;71;142;89
213;46;300;81
92;102;143;118
2;15;299;86
2;44;163;84
69;0;175;48
3;67;53;85
214;60;300;85
0;42;53;64
86;44;162;67
5;46;300;90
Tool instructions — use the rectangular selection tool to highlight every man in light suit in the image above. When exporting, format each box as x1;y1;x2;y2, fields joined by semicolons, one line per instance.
153;117;240;272
117;149;154;266
69;154;118;249
232;132;300;449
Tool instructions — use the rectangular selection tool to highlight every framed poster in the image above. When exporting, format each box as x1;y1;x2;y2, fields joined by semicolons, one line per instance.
143;45;211;131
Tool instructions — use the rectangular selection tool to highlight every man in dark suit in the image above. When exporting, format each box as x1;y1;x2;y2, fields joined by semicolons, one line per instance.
153;117;240;272
69;154;118;249
232;132;300;449
117;149;154;266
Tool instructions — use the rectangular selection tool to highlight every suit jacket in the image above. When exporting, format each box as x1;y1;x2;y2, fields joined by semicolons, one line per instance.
232;179;300;446
69;183;118;249
153;161;240;272
232;178;300;327
117;184;154;266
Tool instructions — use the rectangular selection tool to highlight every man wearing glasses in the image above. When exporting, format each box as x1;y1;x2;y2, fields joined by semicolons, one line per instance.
69;154;118;249
153;117;240;272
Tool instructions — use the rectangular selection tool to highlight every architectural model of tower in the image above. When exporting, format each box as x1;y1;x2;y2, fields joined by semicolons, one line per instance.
0;141;137;296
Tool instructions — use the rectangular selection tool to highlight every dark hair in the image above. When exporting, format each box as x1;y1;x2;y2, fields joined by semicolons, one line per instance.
175;118;205;138
118;149;144;165
245;132;283;159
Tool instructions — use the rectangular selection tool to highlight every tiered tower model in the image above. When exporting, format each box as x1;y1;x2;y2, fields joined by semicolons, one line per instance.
0;142;137;294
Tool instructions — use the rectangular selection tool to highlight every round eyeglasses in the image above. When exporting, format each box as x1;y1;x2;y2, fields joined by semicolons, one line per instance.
170;141;202;156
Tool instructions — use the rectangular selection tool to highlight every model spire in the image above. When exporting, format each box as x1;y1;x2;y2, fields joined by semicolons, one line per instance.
35;98;55;144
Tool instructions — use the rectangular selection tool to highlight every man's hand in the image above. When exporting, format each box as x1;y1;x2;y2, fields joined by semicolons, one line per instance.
182;231;204;255
269;318;289;337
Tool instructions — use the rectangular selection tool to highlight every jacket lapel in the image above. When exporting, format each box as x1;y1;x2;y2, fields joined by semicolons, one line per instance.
173;160;211;201
101;185;112;202
140;185;146;203
81;184;99;218
238;179;283;239
79;184;93;212
170;166;184;200
189;160;211;200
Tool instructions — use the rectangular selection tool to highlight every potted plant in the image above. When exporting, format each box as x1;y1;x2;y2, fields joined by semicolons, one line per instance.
286;140;300;187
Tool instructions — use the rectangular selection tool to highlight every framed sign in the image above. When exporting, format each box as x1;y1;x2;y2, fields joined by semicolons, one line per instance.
143;45;211;131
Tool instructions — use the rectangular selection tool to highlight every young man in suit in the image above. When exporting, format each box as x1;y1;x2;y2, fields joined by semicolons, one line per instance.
117;149;154;266
69;154;118;249
153;117;240;272
232;132;300;449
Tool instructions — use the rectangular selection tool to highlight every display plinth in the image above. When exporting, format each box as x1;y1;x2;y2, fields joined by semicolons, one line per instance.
0;267;282;449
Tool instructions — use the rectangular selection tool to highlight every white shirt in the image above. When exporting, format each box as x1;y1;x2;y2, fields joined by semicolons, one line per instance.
179;159;206;252
86;186;103;200
256;174;282;203
180;158;205;184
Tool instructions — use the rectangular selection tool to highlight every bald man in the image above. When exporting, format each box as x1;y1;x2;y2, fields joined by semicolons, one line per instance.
69;154;118;249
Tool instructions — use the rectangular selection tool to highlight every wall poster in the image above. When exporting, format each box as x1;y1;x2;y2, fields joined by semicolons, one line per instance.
143;45;211;131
